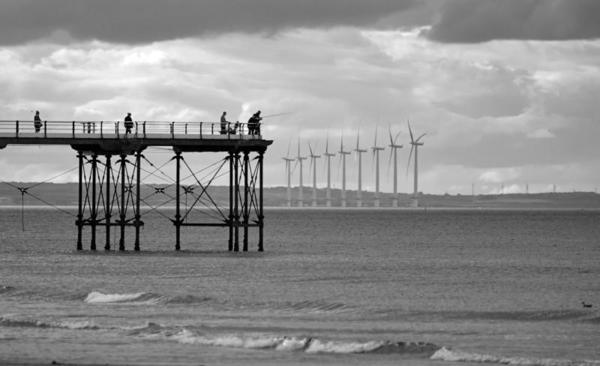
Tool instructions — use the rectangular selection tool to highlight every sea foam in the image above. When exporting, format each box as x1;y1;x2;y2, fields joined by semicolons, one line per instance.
431;347;600;366
84;291;162;305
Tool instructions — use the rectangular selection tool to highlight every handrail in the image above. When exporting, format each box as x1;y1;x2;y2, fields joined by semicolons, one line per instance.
0;120;259;140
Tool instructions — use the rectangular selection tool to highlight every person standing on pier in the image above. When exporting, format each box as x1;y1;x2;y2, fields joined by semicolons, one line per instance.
124;112;133;135
220;111;229;135
247;110;262;135
33;111;42;133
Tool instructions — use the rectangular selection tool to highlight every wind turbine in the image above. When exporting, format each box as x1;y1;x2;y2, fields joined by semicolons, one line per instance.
323;136;336;207
296;138;307;207
308;142;320;207
388;127;403;207
282;141;294;207
407;121;425;207
371;127;385;207
338;133;351;207
354;131;367;207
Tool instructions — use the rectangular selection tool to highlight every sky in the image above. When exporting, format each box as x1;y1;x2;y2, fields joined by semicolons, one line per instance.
1;0;599;195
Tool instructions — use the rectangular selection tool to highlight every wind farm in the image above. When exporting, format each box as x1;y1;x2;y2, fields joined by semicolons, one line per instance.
281;123;425;208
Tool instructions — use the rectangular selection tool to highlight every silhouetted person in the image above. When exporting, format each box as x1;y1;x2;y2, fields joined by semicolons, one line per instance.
229;121;240;134
220;111;229;135
33;111;42;133
124;113;133;135
247;110;262;135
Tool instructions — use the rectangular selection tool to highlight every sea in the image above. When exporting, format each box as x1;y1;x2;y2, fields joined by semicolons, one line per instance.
0;207;599;366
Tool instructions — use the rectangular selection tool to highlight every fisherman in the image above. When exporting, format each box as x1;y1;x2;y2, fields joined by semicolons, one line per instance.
247;110;262;135
220;111;229;135
124;112;133;135
228;121;240;135
33;111;42;133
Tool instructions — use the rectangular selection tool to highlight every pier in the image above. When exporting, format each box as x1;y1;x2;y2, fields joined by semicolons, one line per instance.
0;120;272;252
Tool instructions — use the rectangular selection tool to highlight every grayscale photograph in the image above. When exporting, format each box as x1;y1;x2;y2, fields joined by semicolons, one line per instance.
0;1;598;365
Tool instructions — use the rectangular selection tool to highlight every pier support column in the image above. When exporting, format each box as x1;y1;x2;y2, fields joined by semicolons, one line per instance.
90;153;97;251
105;154;111;251
228;152;234;251
174;150;182;251
258;151;264;252
234;152;240;252
134;150;141;251
76;151;83;251
243;151;249;252
119;153;126;251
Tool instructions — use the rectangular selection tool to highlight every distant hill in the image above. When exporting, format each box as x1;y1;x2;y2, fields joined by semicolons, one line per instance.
1;182;600;209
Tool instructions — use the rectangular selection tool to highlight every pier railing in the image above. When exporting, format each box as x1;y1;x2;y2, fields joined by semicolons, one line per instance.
0;120;260;140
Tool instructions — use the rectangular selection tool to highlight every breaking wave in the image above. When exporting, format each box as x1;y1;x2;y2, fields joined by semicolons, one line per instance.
84;291;163;305
132;325;439;355
431;347;600;366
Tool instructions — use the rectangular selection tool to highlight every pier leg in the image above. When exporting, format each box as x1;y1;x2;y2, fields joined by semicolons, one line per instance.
243;151;249;252
258;151;264;252
90;153;97;251
77;151;83;251
119;153;126;251
175;150;181;251
234;152;240;252
134;150;141;251
228;152;233;251
105;154;111;251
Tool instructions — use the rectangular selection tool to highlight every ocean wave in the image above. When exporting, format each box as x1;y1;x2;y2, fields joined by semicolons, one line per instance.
137;327;440;355
0;316;98;330
455;310;592;322
165;294;214;305
431;347;600;366
84;291;163;305
278;300;348;313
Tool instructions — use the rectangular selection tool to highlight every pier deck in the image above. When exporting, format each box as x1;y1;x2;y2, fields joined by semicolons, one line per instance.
0;120;272;152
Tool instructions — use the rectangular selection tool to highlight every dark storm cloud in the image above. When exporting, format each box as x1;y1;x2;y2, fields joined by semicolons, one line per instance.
427;0;600;43
0;0;419;45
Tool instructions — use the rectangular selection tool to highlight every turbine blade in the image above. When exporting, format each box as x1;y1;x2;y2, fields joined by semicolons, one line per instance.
388;126;394;146
286;139;291;158
394;131;401;144
406;145;414;176
374;126;378;147
308;142;313;157
416;133;427;143
408;120;414;143
325;135;329;154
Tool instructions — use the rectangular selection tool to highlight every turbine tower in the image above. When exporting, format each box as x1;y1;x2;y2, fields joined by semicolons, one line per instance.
323;137;336;207
338;134;351;207
308;142;321;207
407;121;426;208
282;141;294;207
296;139;307;207
388;127;403;207
371;127;385;207
354;131;367;207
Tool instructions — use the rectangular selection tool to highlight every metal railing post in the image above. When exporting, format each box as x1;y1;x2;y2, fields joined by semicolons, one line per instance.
199;122;203;139
72;121;75;138
143;121;146;138
44;121;47;138
15;120;19;138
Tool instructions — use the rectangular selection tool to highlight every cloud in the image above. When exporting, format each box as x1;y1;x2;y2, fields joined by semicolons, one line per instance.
426;0;600;43
0;0;421;45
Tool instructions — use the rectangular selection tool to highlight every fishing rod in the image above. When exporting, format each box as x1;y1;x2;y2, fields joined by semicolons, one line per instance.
260;112;293;119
